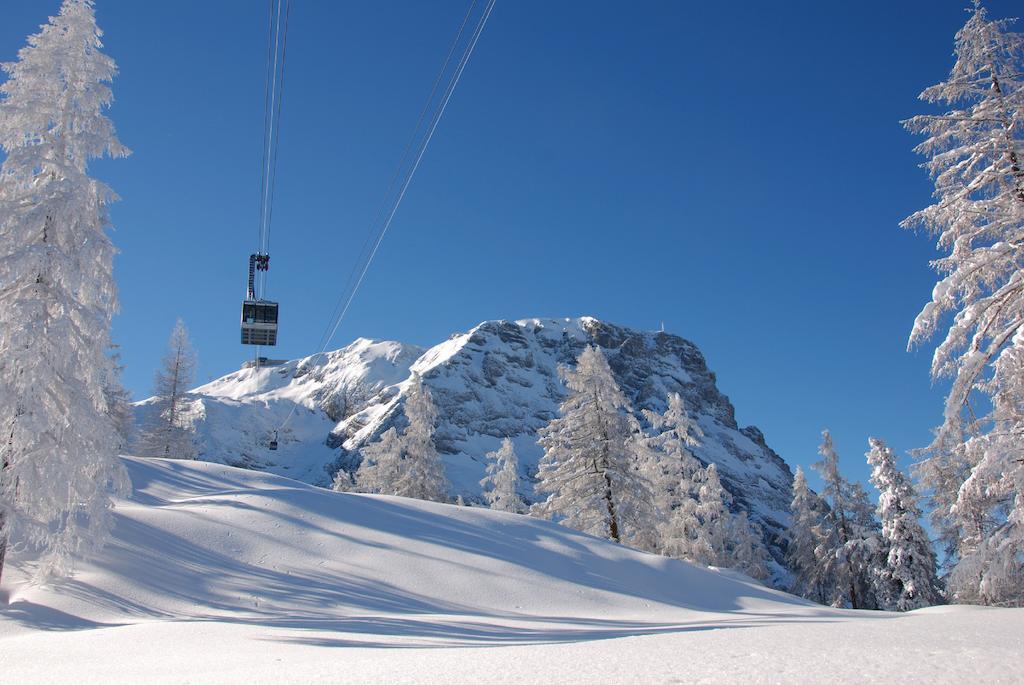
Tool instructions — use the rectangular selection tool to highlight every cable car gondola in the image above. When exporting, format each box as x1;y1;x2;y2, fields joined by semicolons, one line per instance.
241;253;278;346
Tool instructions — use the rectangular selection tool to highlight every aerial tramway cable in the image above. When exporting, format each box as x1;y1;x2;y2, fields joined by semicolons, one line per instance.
241;0;290;351
275;0;497;433
313;0;480;356
262;0;291;295
256;0;290;299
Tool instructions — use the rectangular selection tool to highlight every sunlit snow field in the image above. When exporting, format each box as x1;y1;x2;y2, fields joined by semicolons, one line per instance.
1;458;1021;684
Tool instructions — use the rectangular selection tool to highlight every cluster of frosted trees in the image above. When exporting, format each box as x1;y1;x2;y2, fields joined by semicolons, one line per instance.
333;372;451;503
531;346;771;578
785;432;941;611
786;0;1024;611
339;346;773;581
901;2;1024;606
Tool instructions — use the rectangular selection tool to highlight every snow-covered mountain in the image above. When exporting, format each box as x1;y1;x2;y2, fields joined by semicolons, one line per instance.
134;317;794;550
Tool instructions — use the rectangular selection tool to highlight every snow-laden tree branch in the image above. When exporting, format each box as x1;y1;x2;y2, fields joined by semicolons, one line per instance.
903;3;1024;604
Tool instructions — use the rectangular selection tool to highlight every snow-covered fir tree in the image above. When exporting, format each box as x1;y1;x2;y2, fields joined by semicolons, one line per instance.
480;437;524;514
914;426;977;570
812;431;857;607
786;466;828;603
843;482;888;611
903;1;1024;445
659;472;710;563
812;430;885;609
391;373;448;502
532;346;656;546
354;427;404;495
728;511;772;581
971;339;1024;606
354;373;449;502
0;0;130;582
695;463;733;566
331;467;355;493
136;319;196;459
903;2;1024;603
642;394;704;520
866;437;941;611
946;337;1024;605
657;451;768;577
105;346;134;451
646;396;708;563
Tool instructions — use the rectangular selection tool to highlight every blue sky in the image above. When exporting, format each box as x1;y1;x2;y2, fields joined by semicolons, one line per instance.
2;0;1015;492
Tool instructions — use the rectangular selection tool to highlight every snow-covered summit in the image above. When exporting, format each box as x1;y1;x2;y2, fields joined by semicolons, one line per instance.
134;317;794;554
195;337;422;405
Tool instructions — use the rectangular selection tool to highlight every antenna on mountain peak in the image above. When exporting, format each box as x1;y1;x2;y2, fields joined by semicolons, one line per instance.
660;321;665;333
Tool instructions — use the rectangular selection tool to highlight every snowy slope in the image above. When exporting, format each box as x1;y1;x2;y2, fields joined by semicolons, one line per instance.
136;318;794;551
2;457;805;626
1;458;1021;684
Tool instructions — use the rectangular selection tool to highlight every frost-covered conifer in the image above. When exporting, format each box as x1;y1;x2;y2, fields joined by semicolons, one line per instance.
728;511;771;581
659;476;710;563
866;437;941;611
533;346;656;545
391;373;449;502
355;374;449;502
354;428;404;495
480;438;524;513
914;426;976;565
786;466;828;603
331;468;355;493
812;431;856;607
970;346;1024;606
696;463;733;566
947;338;1024;605
642;393;704;516
136;319;196;459
639;393;704;555
903;3;1024;446
105;346;134;451
904;3;1024;602
812;430;885;609
0;0;130;582
844;482;888;611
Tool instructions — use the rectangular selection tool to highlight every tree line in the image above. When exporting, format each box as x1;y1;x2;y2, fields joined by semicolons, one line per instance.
334;345;775;582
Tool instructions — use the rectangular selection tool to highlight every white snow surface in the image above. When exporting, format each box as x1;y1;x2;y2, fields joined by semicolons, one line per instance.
2;457;1021;684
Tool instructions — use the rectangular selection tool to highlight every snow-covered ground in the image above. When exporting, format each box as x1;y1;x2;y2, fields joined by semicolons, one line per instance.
1;458;1021;684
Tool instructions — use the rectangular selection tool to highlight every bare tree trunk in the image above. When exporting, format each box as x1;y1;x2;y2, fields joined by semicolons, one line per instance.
603;471;620;543
0;509;7;586
990;71;1024;202
592;388;621;544
1;416;14;587
162;348;181;458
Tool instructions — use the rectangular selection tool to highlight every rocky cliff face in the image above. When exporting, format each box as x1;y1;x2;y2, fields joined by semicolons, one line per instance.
134;317;794;555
